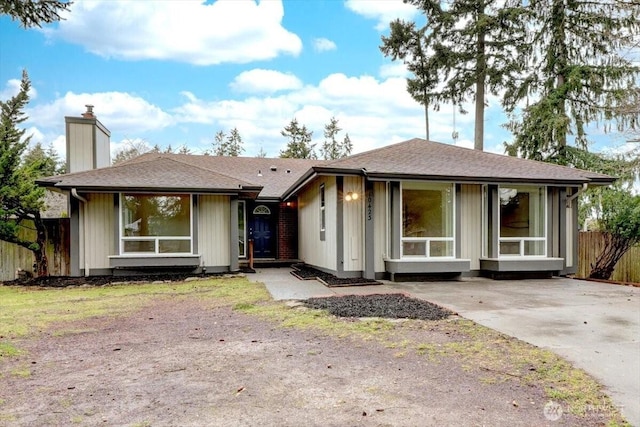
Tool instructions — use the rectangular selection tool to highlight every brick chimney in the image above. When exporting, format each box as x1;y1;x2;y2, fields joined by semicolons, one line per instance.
65;105;111;173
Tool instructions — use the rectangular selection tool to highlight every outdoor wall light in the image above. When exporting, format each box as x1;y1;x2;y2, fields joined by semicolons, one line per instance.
344;191;359;202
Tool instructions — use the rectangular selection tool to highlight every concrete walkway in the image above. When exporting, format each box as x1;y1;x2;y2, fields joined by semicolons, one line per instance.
249;268;640;426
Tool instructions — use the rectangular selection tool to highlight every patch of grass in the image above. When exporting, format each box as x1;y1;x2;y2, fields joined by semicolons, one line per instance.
0;277;270;341
11;366;30;378
0;342;21;359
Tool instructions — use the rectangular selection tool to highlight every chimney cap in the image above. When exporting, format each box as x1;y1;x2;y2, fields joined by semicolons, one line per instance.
81;104;95;119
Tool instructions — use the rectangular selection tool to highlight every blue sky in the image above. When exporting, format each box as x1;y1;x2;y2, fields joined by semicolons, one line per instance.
0;0;634;162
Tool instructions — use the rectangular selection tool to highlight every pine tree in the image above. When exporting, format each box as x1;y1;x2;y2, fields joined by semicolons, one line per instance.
382;0;529;150
504;0;640;164
279;118;316;159
1;0;70;28
320;117;353;160
209;128;244;156
0;71;49;276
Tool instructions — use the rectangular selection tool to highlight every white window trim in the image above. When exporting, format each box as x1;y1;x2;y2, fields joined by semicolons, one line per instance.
400;182;456;259
119;193;193;256
497;185;547;258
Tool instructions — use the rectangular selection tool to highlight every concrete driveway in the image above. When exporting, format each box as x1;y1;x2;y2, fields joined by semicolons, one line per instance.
389;278;639;426
255;270;640;426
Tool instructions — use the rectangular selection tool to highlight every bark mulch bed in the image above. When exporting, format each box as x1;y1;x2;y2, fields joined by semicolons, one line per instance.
304;293;454;320
291;263;382;287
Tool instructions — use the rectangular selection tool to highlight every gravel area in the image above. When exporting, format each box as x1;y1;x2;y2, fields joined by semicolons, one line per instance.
291;264;381;287
304;293;454;320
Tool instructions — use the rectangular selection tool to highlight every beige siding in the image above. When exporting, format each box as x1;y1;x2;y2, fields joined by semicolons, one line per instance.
343;176;364;272
67;123;94;173
84;193;115;269
198;195;230;267
298;176;337;271
566;196;574;267
373;182;387;273
95;126;111;168
460;184;483;270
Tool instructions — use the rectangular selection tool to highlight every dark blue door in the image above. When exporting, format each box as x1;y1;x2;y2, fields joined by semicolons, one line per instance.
253;215;274;258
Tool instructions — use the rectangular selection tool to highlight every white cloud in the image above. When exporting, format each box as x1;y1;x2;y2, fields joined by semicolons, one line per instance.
45;0;302;65
0;77;38;101
313;37;337;52
345;0;419;31
379;61;409;78
230;69;303;94
26;91;173;133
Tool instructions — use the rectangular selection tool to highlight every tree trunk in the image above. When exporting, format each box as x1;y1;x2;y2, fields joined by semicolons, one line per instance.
474;6;486;151
589;233;631;280
33;213;49;277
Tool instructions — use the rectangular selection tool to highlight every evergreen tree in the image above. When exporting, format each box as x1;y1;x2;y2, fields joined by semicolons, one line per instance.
279;118;316;159
0;71;49;276
209;128;244;156
381;19;436;140
321;117;353;160
256;147;267;158
382;0;528;150
504;0;640;164
23;142;63;176
1;0;70;28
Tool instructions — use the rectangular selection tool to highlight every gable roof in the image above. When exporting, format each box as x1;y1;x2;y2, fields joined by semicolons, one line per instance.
320;139;614;184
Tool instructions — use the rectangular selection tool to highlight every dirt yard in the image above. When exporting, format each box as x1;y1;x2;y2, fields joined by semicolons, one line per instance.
0;295;613;426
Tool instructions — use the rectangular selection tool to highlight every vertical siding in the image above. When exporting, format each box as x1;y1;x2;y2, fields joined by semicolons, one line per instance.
566;200;574;267
198;195;230;267
95;127;111;168
343;176;363;272
85;193;115;269
373;182;387;273
460;184;483;270
68;123;94;173
298;176;337;271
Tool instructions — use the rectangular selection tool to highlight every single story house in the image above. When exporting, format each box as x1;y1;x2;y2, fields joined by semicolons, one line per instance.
38;108;614;280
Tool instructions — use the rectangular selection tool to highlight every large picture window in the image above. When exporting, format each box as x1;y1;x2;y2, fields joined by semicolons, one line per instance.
121;194;192;254
499;185;546;256
401;182;454;258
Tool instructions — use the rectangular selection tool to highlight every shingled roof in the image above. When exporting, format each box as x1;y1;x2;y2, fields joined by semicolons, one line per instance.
318;139;614;185
38;139;614;200
38;154;324;199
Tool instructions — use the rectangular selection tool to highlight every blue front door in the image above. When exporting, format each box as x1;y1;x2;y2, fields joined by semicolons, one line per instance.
252;211;275;258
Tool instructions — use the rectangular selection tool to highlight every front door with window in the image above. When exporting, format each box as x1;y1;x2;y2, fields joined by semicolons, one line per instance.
251;204;276;258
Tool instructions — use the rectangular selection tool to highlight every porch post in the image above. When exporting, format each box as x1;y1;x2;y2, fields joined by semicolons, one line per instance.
364;179;375;279
336;176;344;275
69;196;81;277
390;181;401;259
230;196;239;272
488;185;499;258
558;187;567;274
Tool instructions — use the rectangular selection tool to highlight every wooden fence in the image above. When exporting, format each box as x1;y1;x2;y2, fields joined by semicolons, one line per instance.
576;231;640;283
0;219;70;281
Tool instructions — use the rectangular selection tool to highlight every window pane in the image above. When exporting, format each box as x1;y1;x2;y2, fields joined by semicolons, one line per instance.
402;182;453;238
403;241;426;256
500;241;520;256
123;194;190;237
499;186;545;238
525;240;545;256
124;240;155;253
430;240;453;257
159;240;190;253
